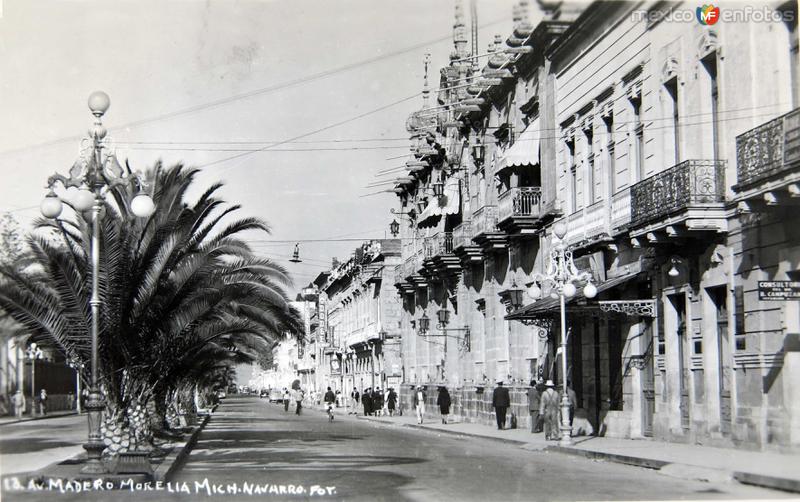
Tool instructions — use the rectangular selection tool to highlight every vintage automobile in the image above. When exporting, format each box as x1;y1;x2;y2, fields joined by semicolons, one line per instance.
268;389;283;403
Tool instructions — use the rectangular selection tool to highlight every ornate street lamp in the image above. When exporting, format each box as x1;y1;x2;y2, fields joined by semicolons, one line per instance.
527;221;597;446
432;180;444;198
436;308;450;328
471;142;485;165
389;219;400;237
25;343;43;416
418;312;430;334
40;91;155;474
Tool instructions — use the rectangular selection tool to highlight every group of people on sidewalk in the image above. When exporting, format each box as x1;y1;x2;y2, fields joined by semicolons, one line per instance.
412;385;452;425
6;389;49;419
352;387;398;417
527;379;577;440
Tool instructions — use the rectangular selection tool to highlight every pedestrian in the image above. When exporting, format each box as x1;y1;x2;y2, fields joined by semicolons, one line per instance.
387;387;397;416
437;386;451;424
12;390;26;419
413;385;426;424
527;379;541;433
324;387;335;421
492;380;510;430
38;389;48;416
335;390;342;408
373;388;383;416
294;387;304;415
539;380;560;440
363;388;373;416
565;381;578;427
283;388;290;412
67;391;75;411
351;389;360;415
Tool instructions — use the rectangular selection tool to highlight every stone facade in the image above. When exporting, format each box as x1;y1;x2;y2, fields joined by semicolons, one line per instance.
392;0;799;450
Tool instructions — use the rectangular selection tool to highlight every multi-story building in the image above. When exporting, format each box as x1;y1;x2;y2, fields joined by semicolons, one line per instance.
393;0;799;450
306;240;402;399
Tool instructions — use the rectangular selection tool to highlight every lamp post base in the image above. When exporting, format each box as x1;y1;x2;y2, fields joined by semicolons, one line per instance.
559;394;573;447
81;388;107;475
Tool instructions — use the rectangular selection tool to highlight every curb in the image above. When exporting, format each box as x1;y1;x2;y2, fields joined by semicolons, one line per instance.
357;416;528;446
547;446;800;494
544;445;670;470
733;471;800;494
154;414;211;482
0;411;79;427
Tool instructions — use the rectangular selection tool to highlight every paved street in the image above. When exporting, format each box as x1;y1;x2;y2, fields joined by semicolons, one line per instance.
0;413;85;476
2;396;791;501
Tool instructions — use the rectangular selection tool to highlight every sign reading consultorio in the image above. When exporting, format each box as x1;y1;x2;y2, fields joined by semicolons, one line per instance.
758;281;800;300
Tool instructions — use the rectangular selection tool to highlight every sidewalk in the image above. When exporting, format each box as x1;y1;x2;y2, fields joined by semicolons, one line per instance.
0;410;78;426
356;412;800;494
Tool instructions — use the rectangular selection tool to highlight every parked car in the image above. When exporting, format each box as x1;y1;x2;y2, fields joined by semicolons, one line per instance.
268;389;283;403
259;389;268;398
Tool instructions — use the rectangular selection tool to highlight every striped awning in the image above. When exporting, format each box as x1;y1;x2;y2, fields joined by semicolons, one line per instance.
418;177;461;224
497;119;540;172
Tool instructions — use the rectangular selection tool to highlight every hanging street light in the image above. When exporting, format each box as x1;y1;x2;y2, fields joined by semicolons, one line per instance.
39;91;155;474
389;219;400;237
290;243;302;263
527;221;597;447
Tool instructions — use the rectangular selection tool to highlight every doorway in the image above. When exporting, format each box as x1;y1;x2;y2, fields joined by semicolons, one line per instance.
669;293;690;430
641;320;655;437
708;286;732;435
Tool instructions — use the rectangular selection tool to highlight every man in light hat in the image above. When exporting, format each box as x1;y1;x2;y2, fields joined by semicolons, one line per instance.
539;380;560;440
492;380;511;430
413;386;426;424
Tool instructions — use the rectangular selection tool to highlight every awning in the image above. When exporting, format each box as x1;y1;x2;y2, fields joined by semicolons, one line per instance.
496;119;540;173
505;270;646;321
418;177;461;224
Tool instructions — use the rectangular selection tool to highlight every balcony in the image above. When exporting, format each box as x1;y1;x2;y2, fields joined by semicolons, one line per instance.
423;232;460;276
611;187;632;231
558;200;611;248
630;159;727;243
453;220;482;264
496;186;543;235
471;205;507;251
734;108;800;208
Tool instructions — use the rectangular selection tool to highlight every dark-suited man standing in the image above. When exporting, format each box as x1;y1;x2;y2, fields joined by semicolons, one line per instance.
492;380;511;430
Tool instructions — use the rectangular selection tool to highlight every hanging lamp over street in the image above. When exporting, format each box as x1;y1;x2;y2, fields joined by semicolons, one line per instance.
290;243;302;263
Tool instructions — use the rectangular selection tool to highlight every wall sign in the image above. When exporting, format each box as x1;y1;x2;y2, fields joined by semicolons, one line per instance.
758;281;800;300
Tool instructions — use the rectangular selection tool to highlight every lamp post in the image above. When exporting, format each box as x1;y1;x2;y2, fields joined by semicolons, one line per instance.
25;343;43;416
39;92;155;474
527;221;597;446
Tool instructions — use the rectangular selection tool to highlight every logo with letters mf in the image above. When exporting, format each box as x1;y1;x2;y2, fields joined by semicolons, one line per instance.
696;4;721;25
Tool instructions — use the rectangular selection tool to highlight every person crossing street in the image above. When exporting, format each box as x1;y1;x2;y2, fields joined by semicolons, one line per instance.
324;387;336;422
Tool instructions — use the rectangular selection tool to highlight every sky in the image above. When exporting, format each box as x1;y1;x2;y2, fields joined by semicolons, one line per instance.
0;0;522;293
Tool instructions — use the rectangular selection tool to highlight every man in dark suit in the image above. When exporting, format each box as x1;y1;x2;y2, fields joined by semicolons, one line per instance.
492;380;511;430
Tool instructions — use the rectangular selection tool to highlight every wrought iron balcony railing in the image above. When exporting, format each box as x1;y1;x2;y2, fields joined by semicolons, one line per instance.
630;159;726;228
497;186;542;221
735;108;800;190
423;232;454;259
453;221;472;249
472;205;500;236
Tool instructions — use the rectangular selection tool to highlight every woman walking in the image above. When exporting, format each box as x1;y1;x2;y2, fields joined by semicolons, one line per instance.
437;386;452;424
387;388;397;416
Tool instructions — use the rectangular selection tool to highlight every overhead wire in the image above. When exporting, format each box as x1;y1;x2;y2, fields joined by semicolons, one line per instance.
0;16;512;158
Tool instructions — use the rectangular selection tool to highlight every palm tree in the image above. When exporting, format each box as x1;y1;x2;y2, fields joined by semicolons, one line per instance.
0;162;302;454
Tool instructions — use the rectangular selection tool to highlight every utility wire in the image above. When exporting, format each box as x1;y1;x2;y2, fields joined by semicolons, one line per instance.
0;16;511;158
211;93;422;172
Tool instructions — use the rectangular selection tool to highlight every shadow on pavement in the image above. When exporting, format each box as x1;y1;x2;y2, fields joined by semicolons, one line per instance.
0;438;78;455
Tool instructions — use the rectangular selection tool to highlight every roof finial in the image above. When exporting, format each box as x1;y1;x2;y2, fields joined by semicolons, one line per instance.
422;53;431;108
453;0;468;58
